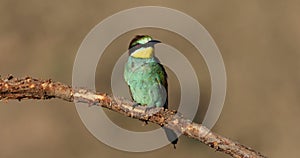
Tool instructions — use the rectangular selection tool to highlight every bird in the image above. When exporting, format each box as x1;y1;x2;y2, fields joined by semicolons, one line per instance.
124;35;178;148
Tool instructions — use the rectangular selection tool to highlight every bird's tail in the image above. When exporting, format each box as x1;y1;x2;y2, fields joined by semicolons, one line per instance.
162;126;179;149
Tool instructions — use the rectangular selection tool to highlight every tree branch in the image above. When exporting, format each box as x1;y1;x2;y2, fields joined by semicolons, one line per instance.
0;75;267;158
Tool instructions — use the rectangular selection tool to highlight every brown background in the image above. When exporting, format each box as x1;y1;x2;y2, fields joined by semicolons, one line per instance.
0;1;299;158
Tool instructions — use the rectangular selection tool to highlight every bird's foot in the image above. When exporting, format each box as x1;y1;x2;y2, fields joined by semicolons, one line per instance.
145;106;164;116
140;107;163;126
132;102;141;109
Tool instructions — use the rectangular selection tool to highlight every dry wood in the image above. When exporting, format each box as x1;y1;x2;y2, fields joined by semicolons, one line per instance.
0;75;267;158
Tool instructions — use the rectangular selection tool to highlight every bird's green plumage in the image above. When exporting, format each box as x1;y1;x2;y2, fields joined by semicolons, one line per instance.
124;57;168;108
124;35;168;108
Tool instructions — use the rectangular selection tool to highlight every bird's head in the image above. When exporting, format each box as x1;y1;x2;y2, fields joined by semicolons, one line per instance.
128;35;161;59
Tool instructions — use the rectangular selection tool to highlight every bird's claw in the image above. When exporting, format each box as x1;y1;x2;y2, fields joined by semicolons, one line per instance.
132;103;141;109
145;106;164;116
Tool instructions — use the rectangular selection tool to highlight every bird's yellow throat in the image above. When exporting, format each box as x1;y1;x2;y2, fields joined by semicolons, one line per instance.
131;47;153;59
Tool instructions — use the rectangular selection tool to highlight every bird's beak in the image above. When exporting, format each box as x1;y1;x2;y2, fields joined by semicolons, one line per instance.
149;40;161;44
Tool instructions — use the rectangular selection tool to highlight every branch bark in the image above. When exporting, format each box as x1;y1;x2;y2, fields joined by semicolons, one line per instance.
0;75;267;158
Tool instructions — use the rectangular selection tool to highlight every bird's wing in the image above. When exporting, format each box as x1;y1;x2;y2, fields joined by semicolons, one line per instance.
160;63;168;109
153;62;168;109
124;61;134;100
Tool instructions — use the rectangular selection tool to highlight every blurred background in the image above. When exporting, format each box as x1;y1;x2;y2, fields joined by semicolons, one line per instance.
0;0;299;158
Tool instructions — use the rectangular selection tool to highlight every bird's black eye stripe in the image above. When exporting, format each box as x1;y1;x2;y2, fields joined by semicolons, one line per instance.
129;43;153;54
129;43;141;53
144;42;153;47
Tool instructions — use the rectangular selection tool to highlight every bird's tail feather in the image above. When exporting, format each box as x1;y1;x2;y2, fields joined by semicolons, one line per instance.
162;126;179;149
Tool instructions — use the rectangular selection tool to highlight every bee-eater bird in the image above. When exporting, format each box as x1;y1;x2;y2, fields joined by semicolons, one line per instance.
124;35;178;148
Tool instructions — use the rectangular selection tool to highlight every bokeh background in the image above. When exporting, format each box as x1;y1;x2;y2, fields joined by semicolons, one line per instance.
0;0;299;158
